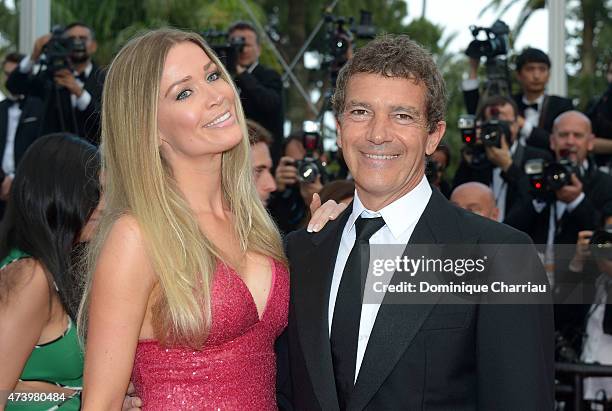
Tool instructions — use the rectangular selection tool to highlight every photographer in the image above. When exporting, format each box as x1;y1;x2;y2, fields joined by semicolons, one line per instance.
505;112;612;280
228;21;283;165
452;95;552;222
268;132;325;235
6;22;104;145
463;47;573;151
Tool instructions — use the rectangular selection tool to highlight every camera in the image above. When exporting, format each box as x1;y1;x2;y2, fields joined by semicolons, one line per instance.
201;30;246;76
40;26;83;74
458;114;510;149
524;154;576;196
480;119;510;148
295;121;326;184
457;113;511;169
464;20;512;101
591;225;612;260
465;20;510;60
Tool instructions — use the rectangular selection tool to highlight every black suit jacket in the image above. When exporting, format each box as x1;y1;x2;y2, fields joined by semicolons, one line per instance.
514;93;574;151
6;62;105;145
0;96;44;217
0;97;44;168
234;64;284;164
463;88;573;151
452;143;553;222
280;188;554;410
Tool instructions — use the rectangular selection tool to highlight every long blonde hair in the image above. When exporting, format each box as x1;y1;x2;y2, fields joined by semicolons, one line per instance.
78;28;285;348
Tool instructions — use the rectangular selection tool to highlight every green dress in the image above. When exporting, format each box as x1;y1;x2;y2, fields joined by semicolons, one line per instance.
2;249;83;411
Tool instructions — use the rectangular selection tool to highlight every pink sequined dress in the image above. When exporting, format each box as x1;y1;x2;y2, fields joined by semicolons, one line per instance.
132;258;289;410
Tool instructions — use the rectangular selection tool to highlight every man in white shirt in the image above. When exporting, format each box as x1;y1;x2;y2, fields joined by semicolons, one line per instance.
280;35;554;411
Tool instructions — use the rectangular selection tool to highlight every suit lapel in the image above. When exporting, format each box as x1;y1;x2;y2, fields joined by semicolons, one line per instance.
293;208;351;411
348;190;461;410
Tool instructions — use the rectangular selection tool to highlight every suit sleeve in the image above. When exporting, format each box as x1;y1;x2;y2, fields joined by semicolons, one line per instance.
6;69;47;99
477;231;554;410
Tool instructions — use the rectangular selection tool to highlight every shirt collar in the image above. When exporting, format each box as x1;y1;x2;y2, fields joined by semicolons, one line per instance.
75;62;93;79
522;94;545;106
347;175;432;241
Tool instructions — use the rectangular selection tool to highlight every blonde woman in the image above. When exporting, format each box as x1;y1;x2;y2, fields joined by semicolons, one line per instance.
79;28;289;409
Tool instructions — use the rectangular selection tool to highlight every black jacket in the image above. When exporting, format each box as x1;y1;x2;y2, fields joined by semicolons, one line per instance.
279;188;554;410
234;64;283;164
6;62;105;145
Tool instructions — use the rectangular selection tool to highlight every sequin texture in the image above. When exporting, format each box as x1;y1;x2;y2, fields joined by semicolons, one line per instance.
132;258;289;410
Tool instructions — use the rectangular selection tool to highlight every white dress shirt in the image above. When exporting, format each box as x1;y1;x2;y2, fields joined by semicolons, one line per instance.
328;175;432;382
491;140;519;222
2;101;22;177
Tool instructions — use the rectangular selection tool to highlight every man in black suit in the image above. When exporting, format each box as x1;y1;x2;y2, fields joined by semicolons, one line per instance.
0;52;44;217
6;22;104;145
228;21;284;165
452;95;552;223
463;47;573;151
280;35;554;410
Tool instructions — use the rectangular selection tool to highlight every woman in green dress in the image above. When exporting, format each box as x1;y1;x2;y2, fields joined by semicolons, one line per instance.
0;133;101;410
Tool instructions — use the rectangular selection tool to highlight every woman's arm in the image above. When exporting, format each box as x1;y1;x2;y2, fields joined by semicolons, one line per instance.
0;260;50;408
81;215;155;411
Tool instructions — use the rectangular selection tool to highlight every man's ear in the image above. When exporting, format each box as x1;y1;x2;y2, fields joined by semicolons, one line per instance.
425;121;446;156
335;118;343;149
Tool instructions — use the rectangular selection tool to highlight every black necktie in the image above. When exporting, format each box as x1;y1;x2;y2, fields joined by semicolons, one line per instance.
75;71;87;82
331;216;386;410
519;100;539;113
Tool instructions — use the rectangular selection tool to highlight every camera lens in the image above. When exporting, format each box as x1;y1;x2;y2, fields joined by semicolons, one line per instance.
297;161;319;184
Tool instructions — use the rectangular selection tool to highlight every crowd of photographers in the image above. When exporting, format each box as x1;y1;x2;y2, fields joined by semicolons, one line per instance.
1;17;612;406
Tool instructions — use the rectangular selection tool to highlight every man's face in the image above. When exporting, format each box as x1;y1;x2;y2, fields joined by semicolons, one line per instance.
336;73;445;209
251;141;276;205
483;103;519;143
65;25;97;64
517;62;549;97
285;138;306;161
550;113;594;164
229;28;260;67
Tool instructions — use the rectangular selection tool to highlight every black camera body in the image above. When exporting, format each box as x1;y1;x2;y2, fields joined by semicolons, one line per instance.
591;225;612;261
466;20;510;60
524;157;576;196
201;30;245;76
41;26;80;75
295;121;327;184
458;114;511;169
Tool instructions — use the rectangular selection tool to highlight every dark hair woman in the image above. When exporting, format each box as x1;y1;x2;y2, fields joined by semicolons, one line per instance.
0;133;100;411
